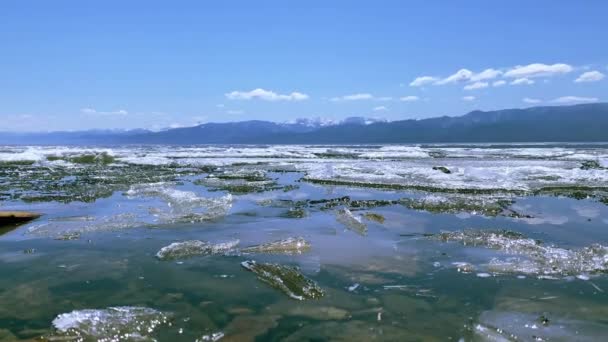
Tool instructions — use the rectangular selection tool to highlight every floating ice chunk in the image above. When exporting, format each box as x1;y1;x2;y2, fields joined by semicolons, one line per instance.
475;310;608;342
436;229;608;277
241;260;324;300
452;262;476;274
126;183;233;223
363;212;385;223
242;237;311;255
156;240;239;260
336;209;367;235
51;306;170;341
348;283;360;292
28;213;143;238
197;331;225;341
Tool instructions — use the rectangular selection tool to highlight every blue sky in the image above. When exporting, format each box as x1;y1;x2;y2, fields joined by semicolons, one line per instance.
1;0;607;131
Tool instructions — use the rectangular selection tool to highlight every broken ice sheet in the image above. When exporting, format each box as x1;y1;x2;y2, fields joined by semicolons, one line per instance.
434;229;608;278
473;310;608;342
195;170;283;194
241;260;324;300
336;208;367;236
50;306;171;341
27;212;144;238
156;240;240;260
126;182;233;223
241;237;311;255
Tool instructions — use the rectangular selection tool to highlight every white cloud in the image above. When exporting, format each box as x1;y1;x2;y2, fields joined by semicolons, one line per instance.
400;95;419;102
552;96;599;104
225;88;309;101
373;106;388;112
462;96;476;101
470;68;502;82
226;110;244;115
436;69;473;85
409;76;439;87
504;63;573;79
510;78;535;85
575;70;605;83
523;97;542;104
81;108;128;116
330;93;374;101
464;81;489;90
492;80;507;87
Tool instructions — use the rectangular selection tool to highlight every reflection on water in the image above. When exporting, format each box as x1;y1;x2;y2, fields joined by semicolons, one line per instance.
0;144;607;340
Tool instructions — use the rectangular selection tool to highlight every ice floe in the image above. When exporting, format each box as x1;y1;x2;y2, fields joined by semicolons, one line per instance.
51;306;170;341
156;240;240;260
336;209;367;235
435;229;608;278
241;260;324;300
242;237;311;255
473;310;608;342
126;183;233;223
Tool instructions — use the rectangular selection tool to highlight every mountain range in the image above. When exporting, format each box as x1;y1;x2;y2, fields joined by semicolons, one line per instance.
2;103;607;144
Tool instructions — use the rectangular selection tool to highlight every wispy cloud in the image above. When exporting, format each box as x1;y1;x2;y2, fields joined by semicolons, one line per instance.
435;69;473;85
373;106;388;112
330;93;374;101
81;108;128;116
409;63;573;90
400;95;419;102
504;63;573;79
574;70;605;83
409;76;439;87
470;68;502;82
510;78;535;85
225;88;309;101
226;110;244;115
523;97;542;104
464;81;489;90
552;96;599;104
331;93;392;101
462;96;476;101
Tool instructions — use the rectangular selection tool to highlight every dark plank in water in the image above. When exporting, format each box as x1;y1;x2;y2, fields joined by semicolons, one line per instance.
0;211;41;235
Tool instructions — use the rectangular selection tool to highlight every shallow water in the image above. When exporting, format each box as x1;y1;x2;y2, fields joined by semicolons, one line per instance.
0;144;607;341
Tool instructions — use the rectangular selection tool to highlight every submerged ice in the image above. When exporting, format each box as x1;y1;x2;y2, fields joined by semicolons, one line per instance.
336;209;367;235
241;260;324;300
242;237;311;255
126;183;233;223
435;229;608;277
156;240;240;260
51;306;170;341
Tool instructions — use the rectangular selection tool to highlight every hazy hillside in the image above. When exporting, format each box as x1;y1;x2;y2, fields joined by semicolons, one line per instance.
126;103;608;144
2;103;607;144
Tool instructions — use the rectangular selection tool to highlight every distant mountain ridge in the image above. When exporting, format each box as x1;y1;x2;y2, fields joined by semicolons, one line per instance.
2;103;607;144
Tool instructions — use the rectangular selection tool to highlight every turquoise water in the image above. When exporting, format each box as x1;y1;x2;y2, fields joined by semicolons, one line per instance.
0;144;607;341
